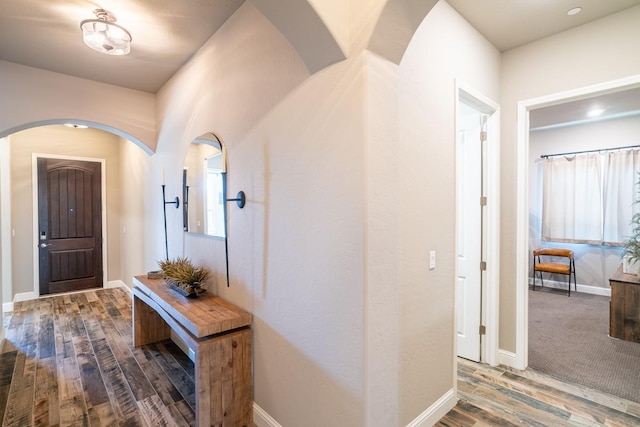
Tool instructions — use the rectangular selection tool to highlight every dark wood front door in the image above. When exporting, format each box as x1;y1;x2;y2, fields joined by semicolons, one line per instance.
38;158;103;295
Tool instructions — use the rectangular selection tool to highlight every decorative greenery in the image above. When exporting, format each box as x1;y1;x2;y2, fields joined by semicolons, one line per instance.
623;214;640;264
622;175;640;266
158;257;211;295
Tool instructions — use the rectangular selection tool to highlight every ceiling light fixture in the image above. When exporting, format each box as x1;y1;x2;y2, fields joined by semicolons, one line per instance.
80;9;132;55
567;7;582;16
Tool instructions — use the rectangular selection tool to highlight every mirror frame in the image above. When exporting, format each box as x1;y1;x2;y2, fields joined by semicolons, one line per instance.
183;132;227;238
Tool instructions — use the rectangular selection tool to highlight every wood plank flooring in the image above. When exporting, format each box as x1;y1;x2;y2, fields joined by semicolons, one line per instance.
437;358;640;426
5;287;640;426
1;288;196;426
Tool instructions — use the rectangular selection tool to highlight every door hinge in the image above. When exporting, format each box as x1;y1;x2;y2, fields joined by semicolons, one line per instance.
480;261;487;271
480;196;487;206
480;131;487;142
479;325;486;335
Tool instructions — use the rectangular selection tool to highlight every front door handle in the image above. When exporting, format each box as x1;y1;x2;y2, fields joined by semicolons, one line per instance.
40;243;52;248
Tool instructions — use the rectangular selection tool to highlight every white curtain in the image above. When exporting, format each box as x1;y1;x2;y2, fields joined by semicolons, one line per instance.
542;149;640;245
603;149;640;245
542;154;602;244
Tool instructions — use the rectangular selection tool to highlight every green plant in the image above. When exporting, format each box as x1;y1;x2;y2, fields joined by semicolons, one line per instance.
158;257;210;294
623;213;640;264
622;175;640;266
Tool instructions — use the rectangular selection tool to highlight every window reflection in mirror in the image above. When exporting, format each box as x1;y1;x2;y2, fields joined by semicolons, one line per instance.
183;133;226;238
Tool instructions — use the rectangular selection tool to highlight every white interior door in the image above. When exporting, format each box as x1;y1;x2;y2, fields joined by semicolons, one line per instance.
456;102;484;362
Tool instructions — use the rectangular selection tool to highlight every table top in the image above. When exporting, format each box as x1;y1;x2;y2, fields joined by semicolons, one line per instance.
133;275;252;338
610;265;640;285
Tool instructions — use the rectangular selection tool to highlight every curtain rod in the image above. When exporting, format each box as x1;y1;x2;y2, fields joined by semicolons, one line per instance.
540;144;640;159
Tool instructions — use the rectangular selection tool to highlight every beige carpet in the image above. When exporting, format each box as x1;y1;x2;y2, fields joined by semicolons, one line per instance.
528;288;640;403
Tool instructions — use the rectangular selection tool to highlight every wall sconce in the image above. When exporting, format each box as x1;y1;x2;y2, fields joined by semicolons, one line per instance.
227;191;246;208
162;182;180;260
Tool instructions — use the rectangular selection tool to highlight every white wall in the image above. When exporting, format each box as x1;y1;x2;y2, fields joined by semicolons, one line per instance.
529;116;640;289
0;61;156;152
500;5;640;352
0;138;5;334
156;4;367;426
118;137;149;288
154;1;503;425
395;2;500;423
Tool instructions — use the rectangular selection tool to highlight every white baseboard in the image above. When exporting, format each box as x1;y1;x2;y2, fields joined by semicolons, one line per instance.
107;280;131;294
2;301;13;313
253;403;282;427
497;349;520;370
529;278;611;297
407;388;457;427
15;291;35;302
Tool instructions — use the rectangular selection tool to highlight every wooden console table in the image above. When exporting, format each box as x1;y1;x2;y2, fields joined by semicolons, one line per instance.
609;265;640;343
132;275;253;426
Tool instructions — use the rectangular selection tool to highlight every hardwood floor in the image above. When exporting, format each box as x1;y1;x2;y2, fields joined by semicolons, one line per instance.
5;287;640;426
1;288;196;426
437;358;640;426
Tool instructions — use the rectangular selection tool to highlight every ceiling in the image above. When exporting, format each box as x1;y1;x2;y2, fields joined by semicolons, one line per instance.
530;87;640;131
448;0;640;129
447;0;640;52
0;0;638;97
0;0;245;93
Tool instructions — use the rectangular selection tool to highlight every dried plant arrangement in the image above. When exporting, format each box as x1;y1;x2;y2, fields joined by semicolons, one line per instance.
158;257;211;297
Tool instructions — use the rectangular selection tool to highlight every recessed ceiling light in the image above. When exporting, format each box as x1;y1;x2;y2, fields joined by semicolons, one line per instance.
567;7;582;16
587;108;604;118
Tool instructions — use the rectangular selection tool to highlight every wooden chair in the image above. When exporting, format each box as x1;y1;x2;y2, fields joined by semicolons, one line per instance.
532;248;576;296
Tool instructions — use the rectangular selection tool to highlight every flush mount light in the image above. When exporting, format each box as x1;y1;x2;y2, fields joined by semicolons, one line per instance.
80;9;132;55
567;7;582;16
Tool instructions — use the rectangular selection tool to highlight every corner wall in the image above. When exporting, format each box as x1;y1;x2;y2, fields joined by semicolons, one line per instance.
155;3;369;426
156;1;501;425
396;2;500;423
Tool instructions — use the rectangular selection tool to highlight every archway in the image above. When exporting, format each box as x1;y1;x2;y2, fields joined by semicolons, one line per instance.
1;121;150;310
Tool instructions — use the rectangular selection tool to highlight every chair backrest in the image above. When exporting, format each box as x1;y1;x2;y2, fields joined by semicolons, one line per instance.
533;248;573;259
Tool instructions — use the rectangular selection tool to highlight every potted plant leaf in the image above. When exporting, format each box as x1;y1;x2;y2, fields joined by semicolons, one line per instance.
158;257;211;297
622;176;640;276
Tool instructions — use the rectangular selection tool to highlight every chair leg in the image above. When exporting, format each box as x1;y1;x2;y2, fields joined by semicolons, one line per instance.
532;256;536;291
532;272;536;291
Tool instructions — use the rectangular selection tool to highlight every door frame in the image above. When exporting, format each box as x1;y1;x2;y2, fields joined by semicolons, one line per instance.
513;74;640;370
455;81;500;366
32;153;107;298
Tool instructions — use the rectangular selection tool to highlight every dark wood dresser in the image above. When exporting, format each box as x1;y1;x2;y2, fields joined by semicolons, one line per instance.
609;265;640;343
